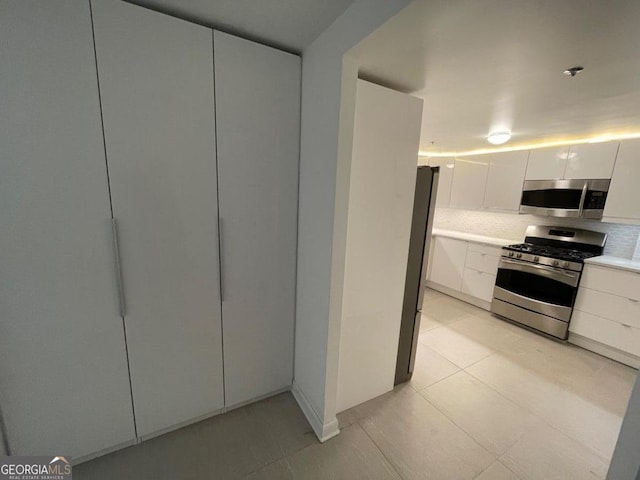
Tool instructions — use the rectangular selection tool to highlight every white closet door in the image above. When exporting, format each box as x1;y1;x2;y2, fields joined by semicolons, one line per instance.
92;1;224;438
0;1;135;458
214;31;300;406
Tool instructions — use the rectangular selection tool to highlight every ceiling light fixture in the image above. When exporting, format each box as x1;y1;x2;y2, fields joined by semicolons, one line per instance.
487;131;511;145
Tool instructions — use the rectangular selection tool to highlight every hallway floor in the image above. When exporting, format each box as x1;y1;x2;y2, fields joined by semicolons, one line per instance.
76;289;637;479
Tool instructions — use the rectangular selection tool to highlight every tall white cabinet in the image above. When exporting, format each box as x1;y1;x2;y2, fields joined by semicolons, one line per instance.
1;0;301;461
92;0;225;439
336;80;423;412
0;1;136;457
214;32;300;407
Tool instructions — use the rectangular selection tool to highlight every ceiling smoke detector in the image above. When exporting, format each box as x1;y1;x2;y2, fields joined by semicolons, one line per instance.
563;66;584;77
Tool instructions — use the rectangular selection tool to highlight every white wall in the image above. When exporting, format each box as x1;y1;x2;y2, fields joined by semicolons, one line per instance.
293;0;412;441
607;373;640;479
336;80;423;413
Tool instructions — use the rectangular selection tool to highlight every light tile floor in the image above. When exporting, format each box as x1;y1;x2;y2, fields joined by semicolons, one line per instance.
76;288;637;480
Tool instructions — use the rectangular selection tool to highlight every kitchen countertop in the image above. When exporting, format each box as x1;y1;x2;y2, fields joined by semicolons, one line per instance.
431;229;640;273
431;228;519;247
584;255;640;274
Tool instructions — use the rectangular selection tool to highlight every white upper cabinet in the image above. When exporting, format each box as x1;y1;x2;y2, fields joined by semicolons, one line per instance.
525;142;619;180
426;157;455;207
603;139;640;224
483;150;529;211
564;142;619;179
525;147;569;179
449;156;490;209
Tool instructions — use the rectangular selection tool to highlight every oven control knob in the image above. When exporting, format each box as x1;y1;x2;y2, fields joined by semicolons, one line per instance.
508;252;514;257
552;260;559;266
516;253;522;259
533;256;539;262
563;261;570;268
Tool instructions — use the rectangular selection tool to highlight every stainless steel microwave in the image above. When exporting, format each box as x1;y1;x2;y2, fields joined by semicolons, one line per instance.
520;179;610;219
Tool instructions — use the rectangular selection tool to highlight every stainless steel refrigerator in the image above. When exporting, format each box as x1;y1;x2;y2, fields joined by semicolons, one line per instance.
395;166;439;385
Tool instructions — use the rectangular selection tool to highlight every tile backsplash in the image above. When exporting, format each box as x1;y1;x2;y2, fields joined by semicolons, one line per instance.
433;208;640;260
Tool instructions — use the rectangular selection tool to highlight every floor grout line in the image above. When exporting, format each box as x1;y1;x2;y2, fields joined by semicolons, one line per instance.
417;390;499;461
415;367;462;393
356;420;410;480
422;290;618;470
463;351;616;466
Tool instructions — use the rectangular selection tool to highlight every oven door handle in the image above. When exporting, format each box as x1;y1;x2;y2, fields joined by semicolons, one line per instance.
499;258;580;287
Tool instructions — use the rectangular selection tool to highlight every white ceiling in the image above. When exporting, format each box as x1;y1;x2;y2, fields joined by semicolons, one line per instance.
350;0;640;154
126;0;355;53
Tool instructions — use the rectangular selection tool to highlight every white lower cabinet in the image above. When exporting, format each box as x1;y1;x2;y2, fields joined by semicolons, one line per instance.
428;236;502;307
461;268;497;302
465;249;501;273
570;264;640;366
429;237;468;291
571;311;640;359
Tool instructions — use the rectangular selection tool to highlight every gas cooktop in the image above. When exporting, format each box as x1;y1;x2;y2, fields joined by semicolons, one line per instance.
502;243;600;263
499;225;607;272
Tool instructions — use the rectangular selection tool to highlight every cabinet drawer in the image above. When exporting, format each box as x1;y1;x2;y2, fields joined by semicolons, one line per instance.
466;242;503;258
465;250;500;275
570;310;640;357
581;265;640;300
575;287;640;329
461;268;496;302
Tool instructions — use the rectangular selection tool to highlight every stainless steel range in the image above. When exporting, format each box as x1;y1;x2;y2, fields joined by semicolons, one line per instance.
491;225;607;340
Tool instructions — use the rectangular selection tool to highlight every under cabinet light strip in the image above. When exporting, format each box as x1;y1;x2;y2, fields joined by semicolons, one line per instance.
420;131;640;157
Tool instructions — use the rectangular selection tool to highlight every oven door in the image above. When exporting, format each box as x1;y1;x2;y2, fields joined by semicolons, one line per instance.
519;179;587;217
493;258;580;321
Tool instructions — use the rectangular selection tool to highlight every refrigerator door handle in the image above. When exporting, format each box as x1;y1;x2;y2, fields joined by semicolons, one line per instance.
408;312;421;374
218;218;225;302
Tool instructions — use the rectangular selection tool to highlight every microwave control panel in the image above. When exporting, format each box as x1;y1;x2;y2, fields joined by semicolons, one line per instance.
584;191;607;209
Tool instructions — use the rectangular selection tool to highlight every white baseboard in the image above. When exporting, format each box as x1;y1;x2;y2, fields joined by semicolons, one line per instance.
74;438;137;465
139;407;225;443
225;385;292;412
292;381;340;443
75;387;297;465
568;334;640;369
425;281;491;311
